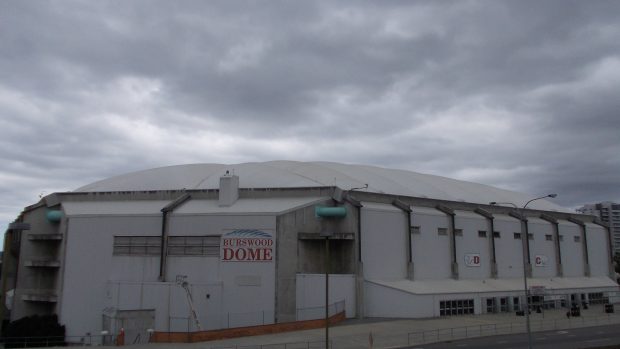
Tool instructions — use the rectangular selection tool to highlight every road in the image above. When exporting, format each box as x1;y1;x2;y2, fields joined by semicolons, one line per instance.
408;324;620;349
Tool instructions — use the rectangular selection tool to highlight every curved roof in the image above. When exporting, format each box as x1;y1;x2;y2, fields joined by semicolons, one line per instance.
76;161;566;212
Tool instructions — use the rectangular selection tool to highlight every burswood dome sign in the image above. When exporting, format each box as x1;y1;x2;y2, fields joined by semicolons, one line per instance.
221;229;274;262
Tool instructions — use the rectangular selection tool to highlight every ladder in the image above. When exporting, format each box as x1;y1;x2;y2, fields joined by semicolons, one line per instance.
176;275;203;331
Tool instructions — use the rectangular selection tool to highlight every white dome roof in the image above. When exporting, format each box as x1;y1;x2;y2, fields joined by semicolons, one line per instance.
76;161;565;212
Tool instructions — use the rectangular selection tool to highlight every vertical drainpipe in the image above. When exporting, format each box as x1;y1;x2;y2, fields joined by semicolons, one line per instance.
592;218;615;279
540;214;563;277
524;219;532;278
159;193;192;282
343;194;363;262
436;205;458;280
568;217;591;277
357;205;362;263
159;211;169;281
392;199;413;280
474;208;497;278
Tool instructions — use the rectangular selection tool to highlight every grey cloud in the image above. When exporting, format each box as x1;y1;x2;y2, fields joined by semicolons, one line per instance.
1;0;620;231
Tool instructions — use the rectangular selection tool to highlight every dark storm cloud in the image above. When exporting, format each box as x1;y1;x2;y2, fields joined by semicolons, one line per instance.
1;0;620;231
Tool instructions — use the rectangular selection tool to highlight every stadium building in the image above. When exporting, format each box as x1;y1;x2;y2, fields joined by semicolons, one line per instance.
1;161;618;342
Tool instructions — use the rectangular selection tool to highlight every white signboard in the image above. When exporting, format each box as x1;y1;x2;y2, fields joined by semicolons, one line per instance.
534;255;548;267
464;253;481;267
221;229;274;262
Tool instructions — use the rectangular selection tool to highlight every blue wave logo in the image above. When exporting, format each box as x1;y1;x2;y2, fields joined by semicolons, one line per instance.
225;230;271;238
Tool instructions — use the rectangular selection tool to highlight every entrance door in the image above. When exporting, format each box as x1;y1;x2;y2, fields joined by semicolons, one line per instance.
115;310;155;344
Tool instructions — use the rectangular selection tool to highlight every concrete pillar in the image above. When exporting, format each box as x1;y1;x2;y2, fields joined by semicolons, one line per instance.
392;199;414;280
540;214;563;277
474;208;497;278
568;217;591;277
523;219;533;278
436;205;458;279
356;261;364;319
510;212;532;278
592;219;615;279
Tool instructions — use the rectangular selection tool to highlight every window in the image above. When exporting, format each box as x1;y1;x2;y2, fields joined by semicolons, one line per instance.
514;232;521;239
493;231;501;238
545;234;553;241
559;235;564;241
168;236;220;256
574;236;581;243
500;297;509;312
486;298;496;313
437;228;448;236
588;292;608;305
454;229;463;236
528;233;534;240
440;299;474;316
113;236;161;256
478;230;487;238
411;226;421;234
513;297;520;311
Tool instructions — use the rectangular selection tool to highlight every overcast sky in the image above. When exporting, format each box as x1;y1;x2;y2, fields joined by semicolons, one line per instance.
1;1;619;232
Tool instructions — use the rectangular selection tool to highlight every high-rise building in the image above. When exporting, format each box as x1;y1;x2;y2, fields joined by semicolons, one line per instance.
578;202;620;254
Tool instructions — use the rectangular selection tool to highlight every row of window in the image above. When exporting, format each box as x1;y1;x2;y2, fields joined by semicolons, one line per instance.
413;227;581;242
439;299;474;316
113;236;220;256
444;293;610;316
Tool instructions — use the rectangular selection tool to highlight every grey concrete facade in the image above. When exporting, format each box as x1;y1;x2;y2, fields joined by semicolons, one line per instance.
2;172;618;341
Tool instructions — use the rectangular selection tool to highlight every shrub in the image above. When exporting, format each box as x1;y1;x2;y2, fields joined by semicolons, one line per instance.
2;314;65;348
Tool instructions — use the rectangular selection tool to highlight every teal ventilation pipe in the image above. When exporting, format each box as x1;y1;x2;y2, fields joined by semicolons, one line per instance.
46;210;63;223
315;206;347;218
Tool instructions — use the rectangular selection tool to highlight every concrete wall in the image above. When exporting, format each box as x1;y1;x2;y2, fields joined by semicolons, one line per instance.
105;281;224;332
12;205;62;321
58;211;278;337
454;210;491;280
59;215;160;337
10;188;618;333
361;204;407;280
364;282;435;318
558;220;585;277
295;274;355;320
277;199;357;323
276;199;353;323
493;215;523;279
528;218;557;278
411;207;451;280
168;213;277;328
586;223;611;277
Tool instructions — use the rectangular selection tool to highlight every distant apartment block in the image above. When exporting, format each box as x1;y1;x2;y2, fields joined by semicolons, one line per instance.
578;202;620;254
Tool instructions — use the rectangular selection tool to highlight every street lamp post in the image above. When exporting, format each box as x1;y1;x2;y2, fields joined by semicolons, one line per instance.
490;194;557;349
320;230;333;349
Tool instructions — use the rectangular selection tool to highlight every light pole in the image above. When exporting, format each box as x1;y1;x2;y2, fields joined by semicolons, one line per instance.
320;230;333;349
490;193;557;349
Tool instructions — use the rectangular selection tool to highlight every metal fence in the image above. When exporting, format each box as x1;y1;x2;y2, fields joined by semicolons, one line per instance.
296;300;346;321
407;313;620;346
210;340;330;349
166;300;345;333
206;310;620;349
3;304;616;348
